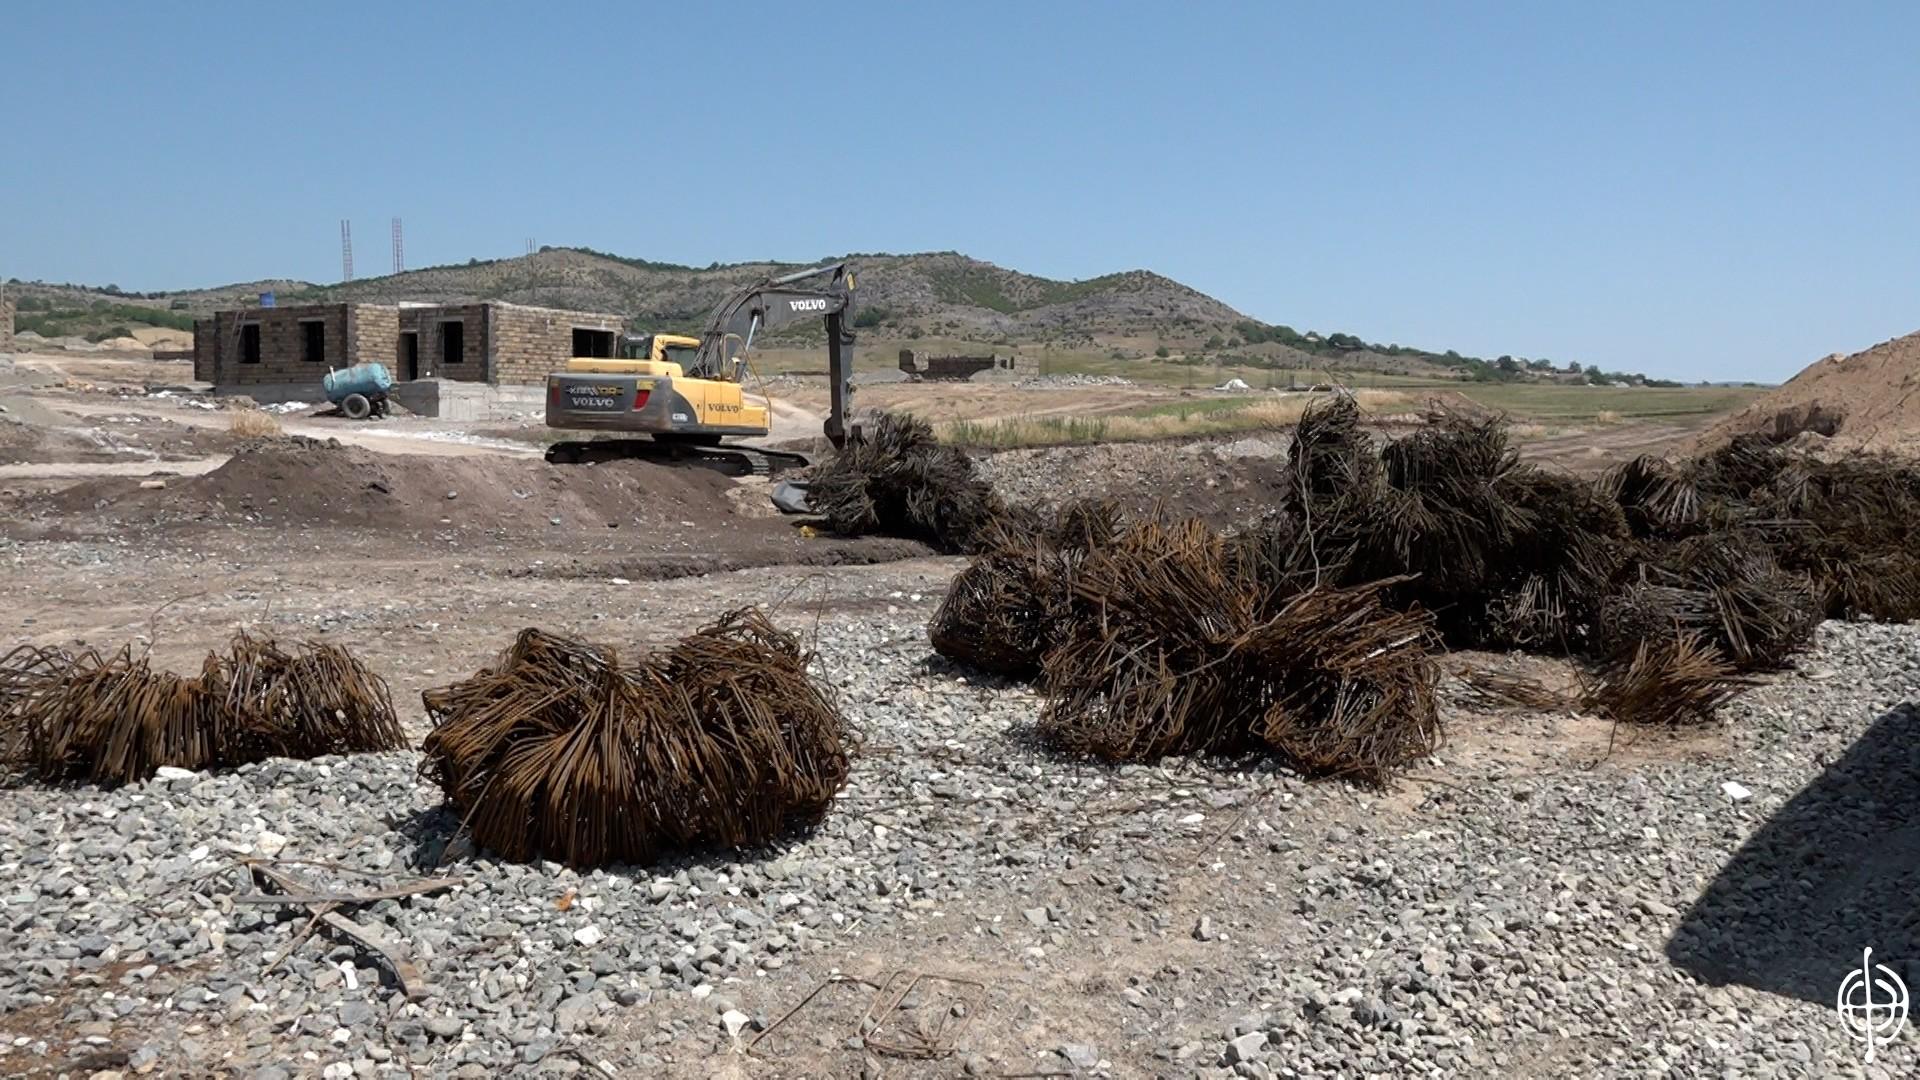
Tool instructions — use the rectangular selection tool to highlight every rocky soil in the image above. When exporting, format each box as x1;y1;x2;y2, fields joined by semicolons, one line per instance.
0;537;1913;1077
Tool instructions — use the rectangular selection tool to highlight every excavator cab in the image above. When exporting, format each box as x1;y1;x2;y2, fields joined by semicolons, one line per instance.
615;333;705;372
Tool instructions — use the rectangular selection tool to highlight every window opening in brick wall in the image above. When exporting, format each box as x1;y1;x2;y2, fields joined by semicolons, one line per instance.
573;327;615;359
240;323;261;364
441;320;464;365
302;320;325;364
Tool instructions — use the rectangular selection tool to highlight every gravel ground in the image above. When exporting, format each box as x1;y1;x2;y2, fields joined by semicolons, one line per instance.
2;580;1916;1077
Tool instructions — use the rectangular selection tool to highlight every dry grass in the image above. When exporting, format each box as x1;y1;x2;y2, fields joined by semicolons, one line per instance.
940;390;1419;448
229;408;283;438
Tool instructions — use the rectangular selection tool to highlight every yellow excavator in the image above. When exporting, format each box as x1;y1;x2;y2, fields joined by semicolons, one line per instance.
543;262;856;474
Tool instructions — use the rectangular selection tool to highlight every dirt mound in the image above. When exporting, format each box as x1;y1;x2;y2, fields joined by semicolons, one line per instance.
38;438;743;534
1701;330;1920;454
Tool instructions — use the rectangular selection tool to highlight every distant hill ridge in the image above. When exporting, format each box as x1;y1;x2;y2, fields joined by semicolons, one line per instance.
7;247;1630;380
240;249;1250;339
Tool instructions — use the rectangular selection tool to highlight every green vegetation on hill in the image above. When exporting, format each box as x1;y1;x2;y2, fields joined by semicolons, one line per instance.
11;296;195;340
926;265;1139;314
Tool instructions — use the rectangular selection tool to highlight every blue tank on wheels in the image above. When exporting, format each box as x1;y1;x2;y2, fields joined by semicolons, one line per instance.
321;363;394;420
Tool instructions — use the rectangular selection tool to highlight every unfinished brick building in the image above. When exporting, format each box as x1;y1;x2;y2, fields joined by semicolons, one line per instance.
0;293;14;354
196;301;626;392
193;303;398;386
393;303;626;385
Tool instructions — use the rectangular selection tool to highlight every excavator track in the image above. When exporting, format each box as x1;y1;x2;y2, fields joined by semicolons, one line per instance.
544;439;812;477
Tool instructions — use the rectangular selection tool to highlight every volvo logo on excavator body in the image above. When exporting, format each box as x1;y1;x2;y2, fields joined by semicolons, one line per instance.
789;298;829;312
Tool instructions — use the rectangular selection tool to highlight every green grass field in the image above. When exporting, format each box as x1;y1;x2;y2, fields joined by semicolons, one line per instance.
1449;382;1766;421
936;382;1766;449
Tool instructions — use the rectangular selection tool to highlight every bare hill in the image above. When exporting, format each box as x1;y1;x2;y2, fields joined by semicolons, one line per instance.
1701;330;1920;453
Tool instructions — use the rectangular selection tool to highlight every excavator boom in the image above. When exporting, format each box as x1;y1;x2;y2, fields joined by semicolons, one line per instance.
686;262;857;446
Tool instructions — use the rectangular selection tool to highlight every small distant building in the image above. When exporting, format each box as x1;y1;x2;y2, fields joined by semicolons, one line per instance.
193;300;627;414
898;348;1017;381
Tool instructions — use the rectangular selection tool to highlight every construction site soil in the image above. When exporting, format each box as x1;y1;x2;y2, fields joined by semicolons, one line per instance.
6;432;1298;551
1702;329;1920;453
6;368;1918;1076
3;440;936;581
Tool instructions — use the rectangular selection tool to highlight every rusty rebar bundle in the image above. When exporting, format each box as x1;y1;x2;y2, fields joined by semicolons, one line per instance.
925;399;1920;734
1256;403;1634;651
1036;517;1441;784
419;610;849;869
0;635;402;786
1600;532;1821;673
806;412;1005;553
926;500;1126;678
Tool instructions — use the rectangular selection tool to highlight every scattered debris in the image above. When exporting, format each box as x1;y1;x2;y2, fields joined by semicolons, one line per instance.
229;408;284;439
751;970;985;1061
1580;633;1751;726
1452;667;1572;712
861;970;987;1059
246;860;455;999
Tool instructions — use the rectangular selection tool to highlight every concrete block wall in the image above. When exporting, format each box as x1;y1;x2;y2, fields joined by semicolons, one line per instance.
399;304;488;383
488;303;626;386
0;294;14;353
192;318;215;381
349;306;400;380
204;303;395;386
209;305;348;385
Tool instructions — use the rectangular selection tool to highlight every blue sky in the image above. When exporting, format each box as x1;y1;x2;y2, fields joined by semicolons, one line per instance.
3;3;1915;381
